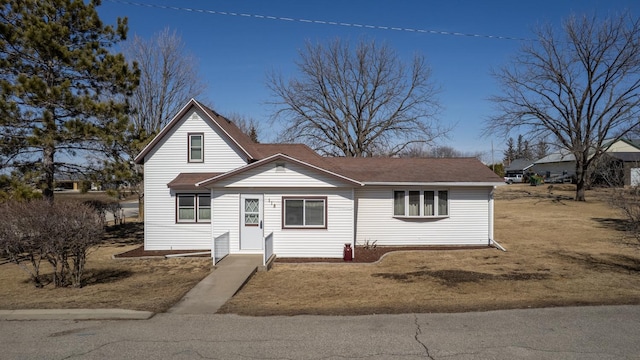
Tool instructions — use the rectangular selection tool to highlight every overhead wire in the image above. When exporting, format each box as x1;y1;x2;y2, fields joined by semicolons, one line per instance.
104;0;529;41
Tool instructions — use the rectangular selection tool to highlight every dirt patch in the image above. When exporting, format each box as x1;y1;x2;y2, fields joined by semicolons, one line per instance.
276;245;489;263
372;269;550;286
114;246;210;258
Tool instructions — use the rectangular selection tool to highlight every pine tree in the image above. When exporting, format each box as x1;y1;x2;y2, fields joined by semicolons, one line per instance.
0;0;139;200
503;137;516;164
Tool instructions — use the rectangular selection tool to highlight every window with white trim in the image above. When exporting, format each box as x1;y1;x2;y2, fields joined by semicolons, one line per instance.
188;133;203;162
177;194;211;223
283;197;326;228
393;190;449;217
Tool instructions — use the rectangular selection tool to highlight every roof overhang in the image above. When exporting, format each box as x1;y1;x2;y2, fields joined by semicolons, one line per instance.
196;153;363;188
362;182;505;187
167;172;224;190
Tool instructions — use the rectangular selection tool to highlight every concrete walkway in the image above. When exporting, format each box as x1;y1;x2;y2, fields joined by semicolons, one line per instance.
167;254;263;314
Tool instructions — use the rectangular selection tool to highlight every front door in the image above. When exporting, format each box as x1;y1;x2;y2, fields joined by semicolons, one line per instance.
240;194;263;250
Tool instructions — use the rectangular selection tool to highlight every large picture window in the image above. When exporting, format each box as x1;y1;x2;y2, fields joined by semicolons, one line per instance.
188;133;203;162
393;190;449;217
283;197;326;228
177;194;211;223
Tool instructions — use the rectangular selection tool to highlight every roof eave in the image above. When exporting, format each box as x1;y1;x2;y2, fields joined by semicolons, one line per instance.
362;181;505;187
196;153;363;187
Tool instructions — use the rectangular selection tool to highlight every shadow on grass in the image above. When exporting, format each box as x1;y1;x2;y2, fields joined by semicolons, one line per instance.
372;269;550;287
83;268;134;285
17;268;134;287
592;217;632;232
557;252;640;274
103;222;143;246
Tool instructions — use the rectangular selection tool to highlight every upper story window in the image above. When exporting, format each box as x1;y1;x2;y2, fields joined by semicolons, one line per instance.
393;190;449;217
188;133;203;162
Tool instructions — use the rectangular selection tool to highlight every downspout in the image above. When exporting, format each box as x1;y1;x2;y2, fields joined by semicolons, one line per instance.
352;187;356;259
488;186;506;252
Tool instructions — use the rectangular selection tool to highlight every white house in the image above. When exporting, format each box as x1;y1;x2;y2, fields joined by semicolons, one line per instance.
134;99;504;262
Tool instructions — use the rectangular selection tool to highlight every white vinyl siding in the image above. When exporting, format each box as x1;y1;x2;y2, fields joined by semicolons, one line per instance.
142;109;248;250
215;161;350;188
213;189;353;258
356;186;492;246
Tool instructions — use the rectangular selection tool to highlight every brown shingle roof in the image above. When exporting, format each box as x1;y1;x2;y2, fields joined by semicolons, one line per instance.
167;172;223;190
326;157;503;183
197;103;260;159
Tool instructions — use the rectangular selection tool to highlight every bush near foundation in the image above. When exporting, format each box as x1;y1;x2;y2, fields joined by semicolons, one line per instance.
0;200;104;288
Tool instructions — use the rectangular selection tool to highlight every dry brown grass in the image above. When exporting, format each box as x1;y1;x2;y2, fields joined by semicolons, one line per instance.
219;184;640;315
2;185;639;315
0;222;212;313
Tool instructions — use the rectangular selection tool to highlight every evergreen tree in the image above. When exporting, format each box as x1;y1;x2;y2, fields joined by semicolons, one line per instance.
503;137;516;164
535;138;550;160
0;0;139;200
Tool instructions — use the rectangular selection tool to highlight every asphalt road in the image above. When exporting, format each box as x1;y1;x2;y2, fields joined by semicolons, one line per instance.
1;306;639;359
105;200;139;222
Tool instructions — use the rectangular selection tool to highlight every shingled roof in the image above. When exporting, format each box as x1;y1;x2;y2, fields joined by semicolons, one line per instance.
140;99;503;188
326;157;503;183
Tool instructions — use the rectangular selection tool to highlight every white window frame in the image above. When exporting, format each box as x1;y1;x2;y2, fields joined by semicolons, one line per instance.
393;190;449;218
282;197;327;229
177;194;211;223
188;133;204;163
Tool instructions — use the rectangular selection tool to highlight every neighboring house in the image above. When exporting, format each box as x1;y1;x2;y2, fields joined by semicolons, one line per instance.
531;139;640;185
504;159;534;177
134;99;504;261
531;152;576;179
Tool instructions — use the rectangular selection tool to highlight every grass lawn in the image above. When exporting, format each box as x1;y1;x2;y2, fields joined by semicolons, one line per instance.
0;222;212;313
218;184;640;315
1;184;639;314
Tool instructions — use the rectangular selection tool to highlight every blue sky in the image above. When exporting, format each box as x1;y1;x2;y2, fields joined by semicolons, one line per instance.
98;0;640;160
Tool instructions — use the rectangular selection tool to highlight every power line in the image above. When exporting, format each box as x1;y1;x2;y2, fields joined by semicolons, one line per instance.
105;0;529;41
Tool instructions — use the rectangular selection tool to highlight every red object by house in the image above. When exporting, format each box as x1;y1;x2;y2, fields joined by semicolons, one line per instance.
343;243;353;261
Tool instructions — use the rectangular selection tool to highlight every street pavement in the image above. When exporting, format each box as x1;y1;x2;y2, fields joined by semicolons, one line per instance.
105;200;139;222
1;305;639;359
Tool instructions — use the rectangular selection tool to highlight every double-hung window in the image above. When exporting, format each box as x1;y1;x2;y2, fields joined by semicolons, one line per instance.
393;190;449;217
188;133;203;162
177;194;211;223
282;197;326;228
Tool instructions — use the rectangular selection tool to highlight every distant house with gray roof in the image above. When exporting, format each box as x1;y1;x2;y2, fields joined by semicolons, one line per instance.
531;139;640;185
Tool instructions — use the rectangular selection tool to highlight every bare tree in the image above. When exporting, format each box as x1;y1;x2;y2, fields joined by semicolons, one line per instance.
101;28;207;216
400;144;482;159
268;38;445;157
225;112;262;143
124;27;206;135
487;13;640;201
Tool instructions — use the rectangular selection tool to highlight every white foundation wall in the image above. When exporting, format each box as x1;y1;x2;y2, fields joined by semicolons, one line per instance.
212;188;354;258
143;109;247;250
355;186;492;246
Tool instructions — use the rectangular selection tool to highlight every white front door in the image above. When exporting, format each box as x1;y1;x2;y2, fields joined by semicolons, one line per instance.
240;194;263;250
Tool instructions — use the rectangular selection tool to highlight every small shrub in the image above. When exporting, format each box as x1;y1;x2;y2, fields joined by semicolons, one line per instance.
610;187;640;241
0;199;105;288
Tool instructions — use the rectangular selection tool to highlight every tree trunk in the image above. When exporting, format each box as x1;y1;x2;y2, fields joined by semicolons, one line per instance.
42;144;55;202
574;157;588;201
